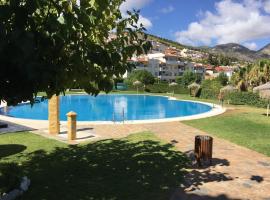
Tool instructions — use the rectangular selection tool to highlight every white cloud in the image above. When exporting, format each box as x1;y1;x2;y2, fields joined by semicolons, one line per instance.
137;15;153;29
120;0;153;29
175;0;270;46
264;0;270;13
120;0;153;13
159;5;174;14
243;42;258;50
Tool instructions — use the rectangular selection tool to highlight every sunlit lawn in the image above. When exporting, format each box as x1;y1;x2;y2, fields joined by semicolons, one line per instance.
0;132;188;200
183;106;270;156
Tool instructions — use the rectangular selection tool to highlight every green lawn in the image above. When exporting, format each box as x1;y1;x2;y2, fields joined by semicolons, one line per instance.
183;106;270;156
0;132;188;200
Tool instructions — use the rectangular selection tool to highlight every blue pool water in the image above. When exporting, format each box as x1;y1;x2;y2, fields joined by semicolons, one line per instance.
0;95;212;121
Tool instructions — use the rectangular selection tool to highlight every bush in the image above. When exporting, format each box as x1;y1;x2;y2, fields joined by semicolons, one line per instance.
226;92;268;108
200;79;222;99
0;163;22;194
181;70;196;86
216;72;228;86
126;70;155;86
146;84;188;94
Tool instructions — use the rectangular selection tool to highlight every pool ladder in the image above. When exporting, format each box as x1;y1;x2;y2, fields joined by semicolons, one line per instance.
112;108;125;124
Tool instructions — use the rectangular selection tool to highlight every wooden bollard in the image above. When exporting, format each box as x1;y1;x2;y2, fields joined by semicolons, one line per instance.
67;111;77;141
194;135;213;167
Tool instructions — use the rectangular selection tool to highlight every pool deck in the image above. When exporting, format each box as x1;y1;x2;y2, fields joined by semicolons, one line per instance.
1;118;270;199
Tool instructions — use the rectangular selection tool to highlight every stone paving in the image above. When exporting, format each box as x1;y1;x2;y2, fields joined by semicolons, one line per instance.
0;120;34;134
60;122;270;200
1;120;270;199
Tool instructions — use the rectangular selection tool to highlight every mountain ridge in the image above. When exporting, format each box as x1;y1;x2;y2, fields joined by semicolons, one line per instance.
258;43;270;55
147;34;270;62
210;43;270;61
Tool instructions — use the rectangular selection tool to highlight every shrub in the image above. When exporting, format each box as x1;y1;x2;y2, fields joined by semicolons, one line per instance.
0;163;22;194
200;79;222;99
174;86;189;94
146;84;188;94
226;92;268;108
216;72;229;86
181;70;196;86
126;70;155;86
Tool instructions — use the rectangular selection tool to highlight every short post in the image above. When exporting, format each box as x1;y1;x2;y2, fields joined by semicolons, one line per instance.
67;111;77;141
267;103;269;117
218;92;225;108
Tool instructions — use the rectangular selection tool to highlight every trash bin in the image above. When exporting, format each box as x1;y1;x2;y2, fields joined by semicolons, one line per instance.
194;135;213;166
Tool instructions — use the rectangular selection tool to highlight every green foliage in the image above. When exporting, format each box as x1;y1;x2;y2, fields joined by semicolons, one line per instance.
0;163;22;194
0;0;151;105
146;84;188;94
216;72;229;86
200;79;222;99
226;92;268;108
113;77;124;88
181;70;196;86
175;76;182;84
126;70;155;86
231;59;270;91
179;71;203;87
207;53;238;66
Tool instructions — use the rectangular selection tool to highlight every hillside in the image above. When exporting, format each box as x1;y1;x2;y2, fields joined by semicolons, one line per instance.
147;34;270;62
258;44;270;56
210;43;257;61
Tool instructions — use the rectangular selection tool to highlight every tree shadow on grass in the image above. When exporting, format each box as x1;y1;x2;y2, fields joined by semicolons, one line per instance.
0;144;27;159
20;139;189;200
9;136;235;200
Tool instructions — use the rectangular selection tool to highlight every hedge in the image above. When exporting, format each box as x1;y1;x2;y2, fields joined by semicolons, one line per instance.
226;92;269;108
146;84;188;94
126;83;189;94
200;80;222;99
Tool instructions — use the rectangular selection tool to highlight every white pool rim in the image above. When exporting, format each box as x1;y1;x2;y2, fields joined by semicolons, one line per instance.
0;94;226;128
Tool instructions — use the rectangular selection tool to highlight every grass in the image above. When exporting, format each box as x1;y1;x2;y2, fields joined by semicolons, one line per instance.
183;106;270;156
2;91;270;198
0;132;188;200
109;90;270;157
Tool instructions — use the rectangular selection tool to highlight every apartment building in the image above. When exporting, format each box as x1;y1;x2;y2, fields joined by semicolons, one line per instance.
131;47;205;82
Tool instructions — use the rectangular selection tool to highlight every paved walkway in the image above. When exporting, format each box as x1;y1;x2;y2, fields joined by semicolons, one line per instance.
66;122;270;200
1;120;270;199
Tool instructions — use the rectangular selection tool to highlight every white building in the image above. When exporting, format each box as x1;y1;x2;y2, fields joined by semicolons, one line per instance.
131;48;205;82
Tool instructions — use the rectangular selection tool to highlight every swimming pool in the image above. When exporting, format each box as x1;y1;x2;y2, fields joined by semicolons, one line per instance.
0;95;212;122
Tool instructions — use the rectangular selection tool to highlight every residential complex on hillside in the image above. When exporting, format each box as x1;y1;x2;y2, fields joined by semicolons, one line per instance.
128;40;237;82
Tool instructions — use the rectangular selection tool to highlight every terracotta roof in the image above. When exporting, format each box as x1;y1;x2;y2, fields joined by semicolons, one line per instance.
164;48;179;57
204;65;214;70
215;66;233;72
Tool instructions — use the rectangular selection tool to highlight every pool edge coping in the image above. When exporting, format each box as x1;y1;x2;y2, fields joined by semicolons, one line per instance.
0;94;226;127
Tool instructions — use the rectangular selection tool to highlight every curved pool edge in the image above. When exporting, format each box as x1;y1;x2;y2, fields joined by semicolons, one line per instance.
0;97;226;128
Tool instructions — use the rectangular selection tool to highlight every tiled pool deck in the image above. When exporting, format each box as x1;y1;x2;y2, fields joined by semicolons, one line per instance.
0;120;270;199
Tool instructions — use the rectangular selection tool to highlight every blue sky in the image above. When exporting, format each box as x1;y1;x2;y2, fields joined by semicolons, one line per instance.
120;0;270;50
